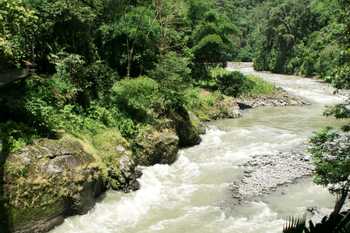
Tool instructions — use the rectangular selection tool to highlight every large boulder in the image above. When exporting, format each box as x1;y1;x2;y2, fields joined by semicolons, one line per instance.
168;106;202;147
133;128;179;166
92;130;141;192
2;135;103;233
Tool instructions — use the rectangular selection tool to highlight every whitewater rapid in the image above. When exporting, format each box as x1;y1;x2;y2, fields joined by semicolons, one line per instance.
50;63;348;233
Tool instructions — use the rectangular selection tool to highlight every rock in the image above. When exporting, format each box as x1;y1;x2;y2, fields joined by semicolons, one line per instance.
133;128;179;166
209;98;242;120
237;90;309;109
189;111;206;135
168;106;202;147
91;129;141;192
118;156;141;192
3;135;104;233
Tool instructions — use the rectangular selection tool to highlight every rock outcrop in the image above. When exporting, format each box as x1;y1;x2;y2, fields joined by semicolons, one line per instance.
91;130;141;192
167;106;202;147
3;135;103;233
133;128;179;166
2;131;143;233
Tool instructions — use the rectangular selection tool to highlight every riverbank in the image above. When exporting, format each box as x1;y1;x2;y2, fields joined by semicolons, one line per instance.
0;70;307;233
47;63;349;233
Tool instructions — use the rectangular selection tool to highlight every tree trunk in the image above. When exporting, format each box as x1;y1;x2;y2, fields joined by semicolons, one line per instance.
126;39;134;77
332;187;349;216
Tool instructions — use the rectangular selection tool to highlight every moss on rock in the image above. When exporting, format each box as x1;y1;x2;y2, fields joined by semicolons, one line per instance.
3;135;103;233
133;128;179;166
91;129;140;191
167;106;202;147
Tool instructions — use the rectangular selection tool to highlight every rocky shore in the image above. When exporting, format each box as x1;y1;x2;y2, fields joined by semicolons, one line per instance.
1;84;308;233
237;89;309;109
231;151;314;203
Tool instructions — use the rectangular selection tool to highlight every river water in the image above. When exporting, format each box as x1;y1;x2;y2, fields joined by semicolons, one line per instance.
51;63;348;233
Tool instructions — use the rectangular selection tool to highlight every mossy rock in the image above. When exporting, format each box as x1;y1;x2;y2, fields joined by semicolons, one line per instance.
168;106;202;147
133;128;179;166
2;135;103;233
91;129;141;192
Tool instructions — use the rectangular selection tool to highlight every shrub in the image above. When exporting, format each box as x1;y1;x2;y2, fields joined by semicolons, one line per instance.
86;103;137;138
0;121;40;153
111;77;162;121
309;128;350;214
332;64;350;89
211;68;251;97
241;75;278;98
148;52;191;109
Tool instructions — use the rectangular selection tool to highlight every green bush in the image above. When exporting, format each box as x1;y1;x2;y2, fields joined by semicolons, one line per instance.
332;64;350;89
86;103;137;138
0;121;40;153
148;52;191;109
111;77;162;121
211;68;251;97
242;75;278;98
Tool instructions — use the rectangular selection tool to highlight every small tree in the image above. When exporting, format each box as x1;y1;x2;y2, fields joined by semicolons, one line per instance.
100;6;160;77
309;128;350;215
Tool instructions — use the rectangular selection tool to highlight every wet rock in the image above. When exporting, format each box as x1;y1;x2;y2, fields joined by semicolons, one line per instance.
209;98;242;120
118;156;141;192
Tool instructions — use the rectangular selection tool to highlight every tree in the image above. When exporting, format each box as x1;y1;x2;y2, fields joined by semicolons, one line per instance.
0;0;38;69
148;51;191;108
100;6;160;77
253;0;321;73
309;128;350;215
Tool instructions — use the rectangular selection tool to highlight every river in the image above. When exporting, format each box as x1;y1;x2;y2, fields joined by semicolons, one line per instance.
50;63;349;233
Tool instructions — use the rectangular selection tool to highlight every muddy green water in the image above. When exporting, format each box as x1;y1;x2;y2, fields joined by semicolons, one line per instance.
50;63;348;233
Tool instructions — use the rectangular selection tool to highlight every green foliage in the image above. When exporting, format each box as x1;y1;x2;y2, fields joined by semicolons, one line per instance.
184;87;225;120
0;121;39;153
111;77;161;121
100;6;161;76
247;0;350;89
309;128;350;193
208;68;277;97
210;68;249;97
282;211;350;233
324;104;350;119
242;75;279;98
332;63;350;89
192;34;226;63
253;0;320;74
148;52;191;108
0;0;38;69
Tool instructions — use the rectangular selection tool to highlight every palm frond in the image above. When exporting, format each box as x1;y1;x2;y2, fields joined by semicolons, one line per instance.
283;216;306;233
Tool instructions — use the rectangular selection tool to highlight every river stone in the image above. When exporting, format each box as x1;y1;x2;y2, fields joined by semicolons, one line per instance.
167;106;202;147
133;128;179;166
2;135;103;233
208;98;242;120
118;155;141;192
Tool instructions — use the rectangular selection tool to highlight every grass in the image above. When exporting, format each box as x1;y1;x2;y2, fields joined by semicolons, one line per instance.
241;75;279;98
